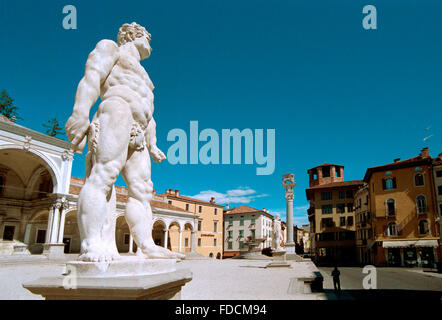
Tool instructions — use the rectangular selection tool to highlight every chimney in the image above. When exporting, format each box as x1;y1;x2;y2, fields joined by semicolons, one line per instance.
210;197;215;203
153;189;156;195
263;208;266;212
438;153;442;160
420;147;430;158
174;189;179;196
394;158;401;163
225;204;229;209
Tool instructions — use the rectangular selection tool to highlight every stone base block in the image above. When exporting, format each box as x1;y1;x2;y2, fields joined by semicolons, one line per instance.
271;250;286;260
13;243;31;255
23;257;192;300
43;243;65;259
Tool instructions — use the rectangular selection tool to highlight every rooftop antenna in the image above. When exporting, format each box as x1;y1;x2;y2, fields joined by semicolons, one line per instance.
423;125;434;148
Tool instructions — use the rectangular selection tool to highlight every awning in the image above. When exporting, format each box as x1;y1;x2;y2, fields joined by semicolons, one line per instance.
382;239;439;248
415;240;438;247
383;240;416;248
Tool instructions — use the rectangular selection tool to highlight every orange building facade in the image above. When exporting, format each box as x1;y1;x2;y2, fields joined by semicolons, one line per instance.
363;148;441;267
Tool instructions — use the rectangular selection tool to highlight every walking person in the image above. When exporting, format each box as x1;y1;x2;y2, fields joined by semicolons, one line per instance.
331;266;341;294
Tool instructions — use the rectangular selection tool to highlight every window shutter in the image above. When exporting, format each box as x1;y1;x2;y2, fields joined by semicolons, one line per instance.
392;178;397;189
382;179;386;190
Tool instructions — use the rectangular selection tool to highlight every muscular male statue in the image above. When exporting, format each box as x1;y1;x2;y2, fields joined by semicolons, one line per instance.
272;214;283;251
65;22;183;262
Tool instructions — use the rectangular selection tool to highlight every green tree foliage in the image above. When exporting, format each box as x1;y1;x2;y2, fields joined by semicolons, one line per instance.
0;90;21;120
43;118;65;138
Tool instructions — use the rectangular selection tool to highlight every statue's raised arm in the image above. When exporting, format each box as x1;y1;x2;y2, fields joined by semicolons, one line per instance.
65;40;119;153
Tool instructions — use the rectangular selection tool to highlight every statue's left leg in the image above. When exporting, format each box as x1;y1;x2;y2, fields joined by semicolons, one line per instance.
121;148;184;259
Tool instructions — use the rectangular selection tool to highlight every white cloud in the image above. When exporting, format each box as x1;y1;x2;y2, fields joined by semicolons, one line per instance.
187;187;268;205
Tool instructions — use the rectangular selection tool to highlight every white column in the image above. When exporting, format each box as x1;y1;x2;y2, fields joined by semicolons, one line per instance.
191;231;197;253
45;207;54;243
57;210;67;244
163;229;168;249
129;234;134;253
49;206;60;243
286;193;295;246
178;229;183;252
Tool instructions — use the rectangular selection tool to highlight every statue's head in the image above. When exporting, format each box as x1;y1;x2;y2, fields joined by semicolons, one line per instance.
275;214;280;221
117;22;152;60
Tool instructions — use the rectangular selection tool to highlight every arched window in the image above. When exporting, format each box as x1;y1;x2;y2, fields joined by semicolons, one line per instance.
386;198;396;216
416;195;427;214
383;177;397;190
418;220;429;235
387;222;398;236
414;173;425;187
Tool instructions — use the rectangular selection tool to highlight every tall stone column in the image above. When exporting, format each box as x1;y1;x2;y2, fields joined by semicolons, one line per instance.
191;231;197;253
282;174;296;255
178;229;183;252
163;229;168;249
44;197;68;259
129;234;134;253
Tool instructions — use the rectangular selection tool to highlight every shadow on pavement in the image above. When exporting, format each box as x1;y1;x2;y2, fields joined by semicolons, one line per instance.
324;289;442;300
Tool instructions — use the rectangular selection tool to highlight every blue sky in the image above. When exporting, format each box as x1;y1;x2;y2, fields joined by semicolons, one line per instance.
1;0;441;226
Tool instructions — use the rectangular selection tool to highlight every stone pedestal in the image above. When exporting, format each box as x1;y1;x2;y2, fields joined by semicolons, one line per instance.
13;243;31;255
23;256;192;300
266;250;290;268
43;243;65;259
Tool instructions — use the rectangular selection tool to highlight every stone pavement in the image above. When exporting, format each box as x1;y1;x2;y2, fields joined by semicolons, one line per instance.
0;256;326;300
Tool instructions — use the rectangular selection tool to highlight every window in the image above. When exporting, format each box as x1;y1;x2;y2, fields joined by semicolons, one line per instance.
322;205;333;214
339;191;345;199
416;195;427;214
168;200;172;205
319;232;334;241
198;221;202;231
239;230;244;238
36;229;46;244
321;192;332;200
387;222;398;236
337;203;345;213
228;219;233;226
185;238;189;247
415;173;425;186
228;242;233;249
124;233;130;245
346;190;353;198
418;220;429;235
213;221;218;232
198;238;202;247
383;177;397;190
250;229;255;238
438;186;442;196
214;238;217;246
239;241;244;249
251;218;255;225
347;203;354;213
347;216;353;226
386;199;395;216
436;170;442;178
321;218;334;228
240;218;244;226
322;166;331;177
2;226;14;241
228;231;233;238
185;203;189;211
198;206;202;213
340;217;345;226
214;208;217;215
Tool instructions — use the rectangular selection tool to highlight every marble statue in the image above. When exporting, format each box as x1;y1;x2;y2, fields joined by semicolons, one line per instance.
272;214;283;251
65;22;184;262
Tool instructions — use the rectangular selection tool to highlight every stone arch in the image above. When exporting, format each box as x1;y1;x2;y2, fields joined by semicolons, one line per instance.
152;219;167;247
0;146;59;195
115;215;132;253
62;209;80;253
216;252;221;259
167;220;181;252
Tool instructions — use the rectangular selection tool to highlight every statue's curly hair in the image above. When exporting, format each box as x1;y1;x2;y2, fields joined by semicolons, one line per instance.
117;22;151;46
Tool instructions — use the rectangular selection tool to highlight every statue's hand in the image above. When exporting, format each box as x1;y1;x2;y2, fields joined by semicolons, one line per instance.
65;113;90;151
150;146;166;163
